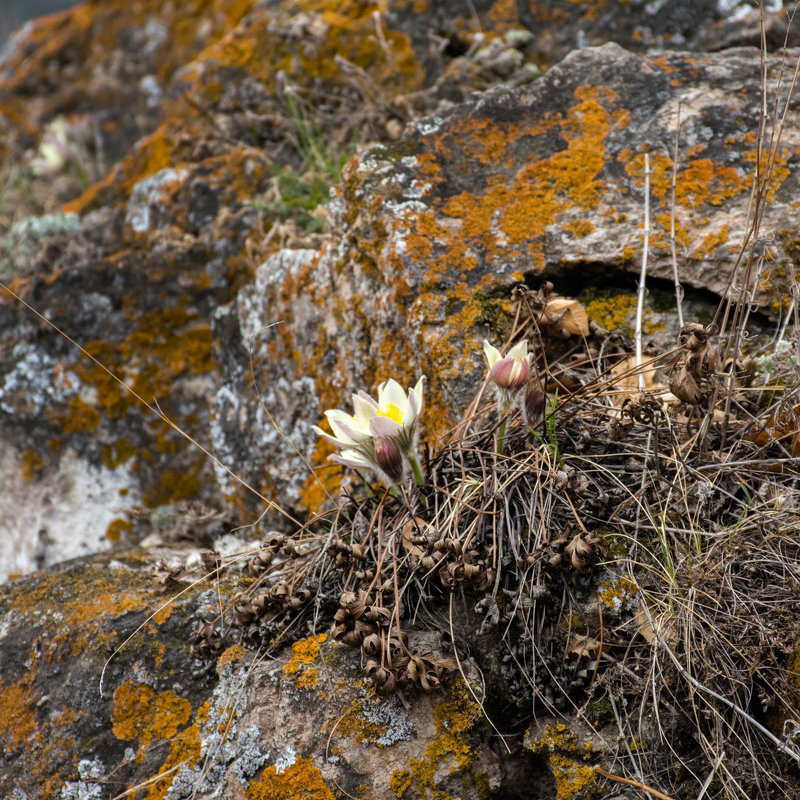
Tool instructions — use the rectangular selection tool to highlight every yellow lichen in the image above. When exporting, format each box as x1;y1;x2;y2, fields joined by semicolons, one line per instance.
527;723;599;800
142;701;210;800
247;755;336;800
283;633;328;690
597;576;638;615
391;679;481;799
584;293;660;336
112;680;193;757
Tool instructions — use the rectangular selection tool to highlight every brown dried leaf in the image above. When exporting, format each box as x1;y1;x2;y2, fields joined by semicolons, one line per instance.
543;296;590;337
610;355;660;407
606;412;635;441
402;517;429;560
566;634;602;659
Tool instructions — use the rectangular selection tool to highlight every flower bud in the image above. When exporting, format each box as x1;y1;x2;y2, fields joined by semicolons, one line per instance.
490;353;529;391
374;437;403;483
522;385;546;428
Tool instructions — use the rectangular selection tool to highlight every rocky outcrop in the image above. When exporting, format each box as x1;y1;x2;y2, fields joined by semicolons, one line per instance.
2;6;800;797
0;550;591;800
217;41;800;525
3;0;798;578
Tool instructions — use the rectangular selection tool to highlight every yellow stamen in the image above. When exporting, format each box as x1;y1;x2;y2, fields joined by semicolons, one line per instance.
377;403;404;424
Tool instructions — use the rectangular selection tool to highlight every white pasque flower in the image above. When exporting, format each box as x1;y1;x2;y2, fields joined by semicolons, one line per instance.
484;340;530;390
313;377;425;485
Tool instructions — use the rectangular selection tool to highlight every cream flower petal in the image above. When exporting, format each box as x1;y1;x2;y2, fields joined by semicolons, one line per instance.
378;378;408;413
507;340;528;360
330;449;374;469
325;410;371;443
313;425;347;449
484;340;502;368
407;376;425;420
352;394;378;423
356;390;379;409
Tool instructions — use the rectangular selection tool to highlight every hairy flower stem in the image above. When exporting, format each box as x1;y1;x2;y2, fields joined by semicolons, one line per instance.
408;453;425;486
497;417;507;454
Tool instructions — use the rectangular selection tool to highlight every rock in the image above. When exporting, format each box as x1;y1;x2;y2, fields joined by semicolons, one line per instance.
219;42;800;513
0;550;559;799
1;1;798;579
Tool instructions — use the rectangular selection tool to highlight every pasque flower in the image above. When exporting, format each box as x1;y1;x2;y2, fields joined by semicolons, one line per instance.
484;340;530;414
314;377;426;486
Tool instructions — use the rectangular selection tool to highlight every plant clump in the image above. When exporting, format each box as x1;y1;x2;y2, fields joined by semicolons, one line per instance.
176;280;800;800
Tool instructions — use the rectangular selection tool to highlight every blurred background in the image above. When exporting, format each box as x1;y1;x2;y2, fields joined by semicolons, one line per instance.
1;0;80;46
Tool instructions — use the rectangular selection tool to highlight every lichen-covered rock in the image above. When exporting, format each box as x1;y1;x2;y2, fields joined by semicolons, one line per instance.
217;42;800;512
1;0;798;580
0;552;560;799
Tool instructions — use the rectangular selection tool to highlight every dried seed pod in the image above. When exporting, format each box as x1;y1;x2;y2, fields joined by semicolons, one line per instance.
232;592;255;625
376;670;396;696
270;582;289;600
264;532;286;550
199;549;221;575
247;550;273;576
474;568;494;592
363;605;391;623
251;592;269;614
283;541;300;558
362;633;382;656
463;563;481;580
350;543;365;560
565;534;593;571
420;555;437;572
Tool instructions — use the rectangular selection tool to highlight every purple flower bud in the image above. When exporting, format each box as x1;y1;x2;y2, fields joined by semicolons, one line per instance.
522;385;546;428
491;354;530;391
374;438;403;483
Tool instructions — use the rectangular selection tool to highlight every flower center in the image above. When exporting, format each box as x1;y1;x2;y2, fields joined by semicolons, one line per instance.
377;402;404;425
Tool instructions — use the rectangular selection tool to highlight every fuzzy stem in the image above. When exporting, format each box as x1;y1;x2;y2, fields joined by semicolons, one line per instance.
408;452;425;486
497;417;507;455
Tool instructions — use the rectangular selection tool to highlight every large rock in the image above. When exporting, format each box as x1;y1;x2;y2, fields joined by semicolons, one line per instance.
1;0;798;579
219;42;800;515
0;551;573;799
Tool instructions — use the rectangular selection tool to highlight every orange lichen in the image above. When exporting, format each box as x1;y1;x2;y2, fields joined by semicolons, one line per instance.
112;680;193;756
283;634;328;690
626;152;747;212
20;449;45;480
217;644;247;671
695;224;730;259
105;517;132;543
247;755;336;799
563;219;595;237
434;85;625;275
0;679;37;750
